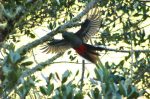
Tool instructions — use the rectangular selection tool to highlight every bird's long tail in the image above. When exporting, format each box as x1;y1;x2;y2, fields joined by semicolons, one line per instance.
74;44;105;64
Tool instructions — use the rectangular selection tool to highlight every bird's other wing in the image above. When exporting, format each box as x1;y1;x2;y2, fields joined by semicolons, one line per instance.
75;8;101;42
41;39;71;53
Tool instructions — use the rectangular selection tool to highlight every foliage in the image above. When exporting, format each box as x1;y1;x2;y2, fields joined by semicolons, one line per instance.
0;0;150;98
0;43;34;96
90;65;144;99
38;66;143;99
40;70;84;99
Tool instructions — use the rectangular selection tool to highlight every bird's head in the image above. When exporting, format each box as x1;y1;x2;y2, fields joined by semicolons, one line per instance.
62;32;75;41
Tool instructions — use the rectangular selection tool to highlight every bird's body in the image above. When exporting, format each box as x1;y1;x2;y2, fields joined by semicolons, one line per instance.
42;8;103;64
62;32;83;48
62;32;103;64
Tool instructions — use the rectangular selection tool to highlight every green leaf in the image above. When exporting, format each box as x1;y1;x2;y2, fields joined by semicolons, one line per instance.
69;55;76;61
16;56;27;63
86;72;89;78
112;93;122;99
10;51;21;63
30;33;35;38
40;86;47;95
9;43;15;50
65;85;73;96
74;92;84;99
118;60;124;66
94;69;103;82
125;55;130;61
49;23;53;30
119;81;127;96
55;72;60;80
67;88;73;99
21;61;33;67
62;70;70;84
47;84;54;95
0;87;3;94
2;64;12;76
75;70;79;76
67;50;71;55
55;0;60;5
48;73;53;81
93;88;100;99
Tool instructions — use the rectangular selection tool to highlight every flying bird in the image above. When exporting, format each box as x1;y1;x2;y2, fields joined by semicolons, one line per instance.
42;8;104;64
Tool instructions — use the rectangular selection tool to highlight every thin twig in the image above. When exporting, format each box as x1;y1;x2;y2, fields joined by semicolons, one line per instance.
130;29;134;78
139;0;150;2
96;46;150;53
20;53;63;80
0;50;4;57
32;49;39;64
49;61;92;64
80;60;85;92
113;22;150;33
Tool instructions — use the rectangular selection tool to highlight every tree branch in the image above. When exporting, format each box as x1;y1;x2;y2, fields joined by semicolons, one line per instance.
97;46;150;53
1;53;63;98
20;53;63;79
17;0;99;55
139;0;150;2
1;0;99;98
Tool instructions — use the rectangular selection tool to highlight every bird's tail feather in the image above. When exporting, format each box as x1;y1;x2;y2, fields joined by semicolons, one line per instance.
82;44;104;64
82;50;99;64
85;44;105;51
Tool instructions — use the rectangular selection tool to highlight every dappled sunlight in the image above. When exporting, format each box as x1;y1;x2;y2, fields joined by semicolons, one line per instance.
0;0;150;98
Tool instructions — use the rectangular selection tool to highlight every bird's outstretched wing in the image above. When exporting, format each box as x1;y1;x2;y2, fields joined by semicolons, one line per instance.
75;8;101;42
41;39;71;53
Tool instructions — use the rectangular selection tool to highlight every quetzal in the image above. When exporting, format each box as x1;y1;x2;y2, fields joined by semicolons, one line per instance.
42;8;104;64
